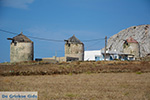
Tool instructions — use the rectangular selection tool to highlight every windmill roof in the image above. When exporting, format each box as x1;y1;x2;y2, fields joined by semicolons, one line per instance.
126;37;138;43
67;35;82;44
12;32;32;42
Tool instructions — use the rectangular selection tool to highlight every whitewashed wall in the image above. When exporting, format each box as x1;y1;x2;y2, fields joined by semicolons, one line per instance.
84;50;102;61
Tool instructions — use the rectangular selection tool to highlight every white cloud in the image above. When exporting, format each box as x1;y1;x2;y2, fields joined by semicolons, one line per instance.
1;0;34;9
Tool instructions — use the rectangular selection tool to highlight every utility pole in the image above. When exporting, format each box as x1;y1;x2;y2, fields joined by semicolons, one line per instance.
55;51;57;60
104;36;107;61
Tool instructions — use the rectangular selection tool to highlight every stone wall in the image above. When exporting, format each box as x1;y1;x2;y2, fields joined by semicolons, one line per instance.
10;42;34;62
42;57;66;62
123;43;140;58
65;43;84;61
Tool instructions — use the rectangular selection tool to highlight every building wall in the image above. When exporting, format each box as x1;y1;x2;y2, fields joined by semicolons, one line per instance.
10;42;33;62
123;43;140;58
56;57;66;62
42;56;66;62
84;50;102;61
65;43;84;61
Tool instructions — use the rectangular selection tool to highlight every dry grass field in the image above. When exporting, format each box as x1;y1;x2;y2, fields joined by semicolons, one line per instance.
0;61;150;100
0;73;150;100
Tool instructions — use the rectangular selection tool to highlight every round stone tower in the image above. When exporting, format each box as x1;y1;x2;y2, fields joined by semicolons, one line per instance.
7;32;34;62
64;35;84;61
123;37;140;59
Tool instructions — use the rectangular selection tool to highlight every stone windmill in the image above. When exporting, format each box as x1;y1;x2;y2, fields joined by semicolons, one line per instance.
64;35;84;61
123;36;140;59
7;32;34;62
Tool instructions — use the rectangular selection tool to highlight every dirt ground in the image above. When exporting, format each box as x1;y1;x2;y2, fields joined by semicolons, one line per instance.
0;73;150;100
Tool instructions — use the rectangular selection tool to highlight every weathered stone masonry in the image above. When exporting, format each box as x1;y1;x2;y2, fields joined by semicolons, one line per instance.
65;35;84;61
8;32;34;62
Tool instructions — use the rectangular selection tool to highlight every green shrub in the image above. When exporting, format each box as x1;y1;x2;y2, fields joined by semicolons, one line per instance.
136;72;142;74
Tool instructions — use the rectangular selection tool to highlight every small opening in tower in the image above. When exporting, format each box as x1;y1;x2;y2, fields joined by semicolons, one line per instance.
14;42;17;46
145;25;149;30
68;43;70;47
133;26;136;29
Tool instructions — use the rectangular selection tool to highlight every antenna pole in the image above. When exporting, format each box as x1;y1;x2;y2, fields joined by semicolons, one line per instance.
104;36;107;61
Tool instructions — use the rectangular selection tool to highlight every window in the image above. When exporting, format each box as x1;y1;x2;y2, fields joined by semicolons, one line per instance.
68;43;70;47
95;56;100;61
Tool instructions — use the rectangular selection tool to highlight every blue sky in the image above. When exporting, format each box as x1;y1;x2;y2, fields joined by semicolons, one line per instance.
0;0;150;62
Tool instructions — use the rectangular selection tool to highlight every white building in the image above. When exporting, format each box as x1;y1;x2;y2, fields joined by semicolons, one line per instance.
84;50;135;61
84;50;103;61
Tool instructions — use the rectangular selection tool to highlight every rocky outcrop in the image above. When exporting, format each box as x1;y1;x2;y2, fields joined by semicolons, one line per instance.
105;24;150;57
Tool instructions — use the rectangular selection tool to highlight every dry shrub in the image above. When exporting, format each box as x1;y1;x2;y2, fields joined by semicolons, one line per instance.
2;79;11;83
80;62;94;67
0;61;150;76
58;62;69;65
96;61;101;64
140;61;149;65
76;61;80;65
71;61;80;66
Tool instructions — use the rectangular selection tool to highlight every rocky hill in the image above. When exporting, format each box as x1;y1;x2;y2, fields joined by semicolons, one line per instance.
105;24;150;57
